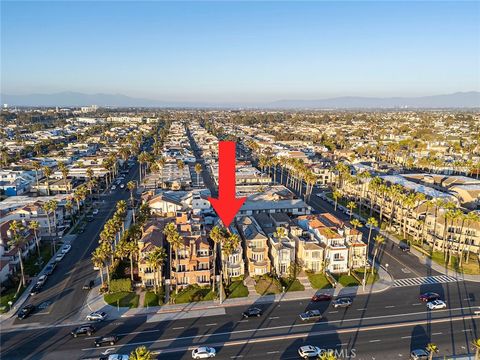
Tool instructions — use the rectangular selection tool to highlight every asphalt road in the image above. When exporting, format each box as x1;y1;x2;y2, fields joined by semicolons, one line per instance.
11;162;140;326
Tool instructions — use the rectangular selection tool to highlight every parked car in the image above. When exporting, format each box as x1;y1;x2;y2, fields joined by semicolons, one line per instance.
71;325;96;337
419;292;440;302
111;185;117;190
311;293;332;302
105;355;129;360
299;309;322;321
474;307;480;315
242;307;262;318
92;209;99;215
95;335;119;347
399;243;410;252
120;183;125;189
191;346;216;359
83;279;95;290
427;300;447;310
44;264;56;275
332;297;353;308
55;253;65;262
86;215;94;222
86;311;108;321
36;274;48;286
298;345;321;359
30;283;43;296
410;349;429;360
17;304;35;319
61;244;71;254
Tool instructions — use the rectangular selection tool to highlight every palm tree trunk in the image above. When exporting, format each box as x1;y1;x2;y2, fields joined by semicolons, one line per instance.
18;249;26;287
130;254;134;281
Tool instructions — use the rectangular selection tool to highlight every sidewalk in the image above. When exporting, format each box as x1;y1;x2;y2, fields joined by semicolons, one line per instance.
77;263;393;321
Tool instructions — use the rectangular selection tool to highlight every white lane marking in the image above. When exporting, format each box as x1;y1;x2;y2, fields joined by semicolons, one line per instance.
401;336;411;339
385;305;395;308
432;332;443;335
329;311;338;314
230;356;243;359
412;303;422;306
269;316;279;319
238;320;248;323
336;343;348;346
206;323;217;326
370;339;381;343
462;329;471;332
357;308;367;311
173;327;184;330
267;351;280;354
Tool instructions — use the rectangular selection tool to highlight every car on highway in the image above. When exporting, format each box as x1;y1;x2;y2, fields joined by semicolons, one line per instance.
61;244;71;254
92;208;99;215
103;355;129;360
311;293;332;302
191;346;216;359
120;183;125;189
71;325;96;337
44;263;56;275
474;307;480;315
427;299;447;310
36;274;48;286
83;279;95;290
111;185;117;190
298;345;321;359
299;309;322;321
332;297;353;308
86;311;108;321
242;307;262;318
419;292;440;302
30;283;43;296
95;335;119;347
410;349;429;359
17;304;35;319
55;252;65;262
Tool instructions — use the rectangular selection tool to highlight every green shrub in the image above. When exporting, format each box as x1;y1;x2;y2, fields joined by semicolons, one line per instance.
109;278;132;293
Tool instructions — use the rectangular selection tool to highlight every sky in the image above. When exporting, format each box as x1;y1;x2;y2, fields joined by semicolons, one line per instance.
1;1;479;102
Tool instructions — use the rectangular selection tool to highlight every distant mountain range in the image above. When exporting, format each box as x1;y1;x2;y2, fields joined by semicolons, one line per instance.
1;91;479;109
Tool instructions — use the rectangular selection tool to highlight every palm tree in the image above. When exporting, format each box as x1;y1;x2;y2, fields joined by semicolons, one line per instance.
351;218;362;230
58;161;69;193
43;166;52;195
209;225;229;291
371;235;385;276
127;180;136;223
32;161;41;193
194;163;202;187
146;247;167;294
364;217;378;287
222;233;240;286
8;220;26;287
332;190;342;211
163;222;182;294
129;345;154;360
472;338;480;360
319;351;337;360
92;248;105;288
426;343;438;360
138;151;150;184
125;241;138;281
28;220;41;259
347;201;357;220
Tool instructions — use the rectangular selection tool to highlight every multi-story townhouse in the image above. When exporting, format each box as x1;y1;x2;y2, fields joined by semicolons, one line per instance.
222;226;245;278
0;220;37;276
137;220;165;288
236;216;271;276
292;225;325;272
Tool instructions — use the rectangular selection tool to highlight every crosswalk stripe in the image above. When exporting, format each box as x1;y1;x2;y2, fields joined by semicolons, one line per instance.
393;275;462;288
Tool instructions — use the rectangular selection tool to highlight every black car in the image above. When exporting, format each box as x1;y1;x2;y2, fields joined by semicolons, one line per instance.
332;297;353;308
242;307;263;318
30;283;43;296
17;304;35;319
94;335;119;347
399;243;410;252
420;292;441;302
44;263;56;275
71;325;96;337
82;279;95;290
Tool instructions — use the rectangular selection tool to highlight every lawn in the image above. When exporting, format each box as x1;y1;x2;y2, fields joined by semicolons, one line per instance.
104;292;139;308
0;286;24;313
280;278;305;292
431;251;480;275
23;243;53;277
353;268;379;285
254;275;282;295
226;280;249;299
334;274;360;287
306;273;333;289
144;291;160;307
171;285;216;304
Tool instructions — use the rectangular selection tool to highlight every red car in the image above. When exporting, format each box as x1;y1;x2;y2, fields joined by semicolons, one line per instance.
311;294;332;302
419;292;440;302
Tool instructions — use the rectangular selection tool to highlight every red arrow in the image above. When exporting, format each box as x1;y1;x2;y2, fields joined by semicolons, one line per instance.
208;141;246;227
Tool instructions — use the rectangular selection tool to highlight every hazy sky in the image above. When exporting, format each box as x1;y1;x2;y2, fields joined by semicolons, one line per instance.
1;1;479;102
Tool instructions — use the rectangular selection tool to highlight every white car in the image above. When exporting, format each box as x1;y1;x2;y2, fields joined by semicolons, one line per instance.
298;345;321;358
37;274;48;286
427;299;447;310
120;183;125;189
86;311;108;321
61;244;71;254
107;355;129;360
55;253;65;262
92;208;99;215
191;346;216;359
111;185;117;190
474;307;480;315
